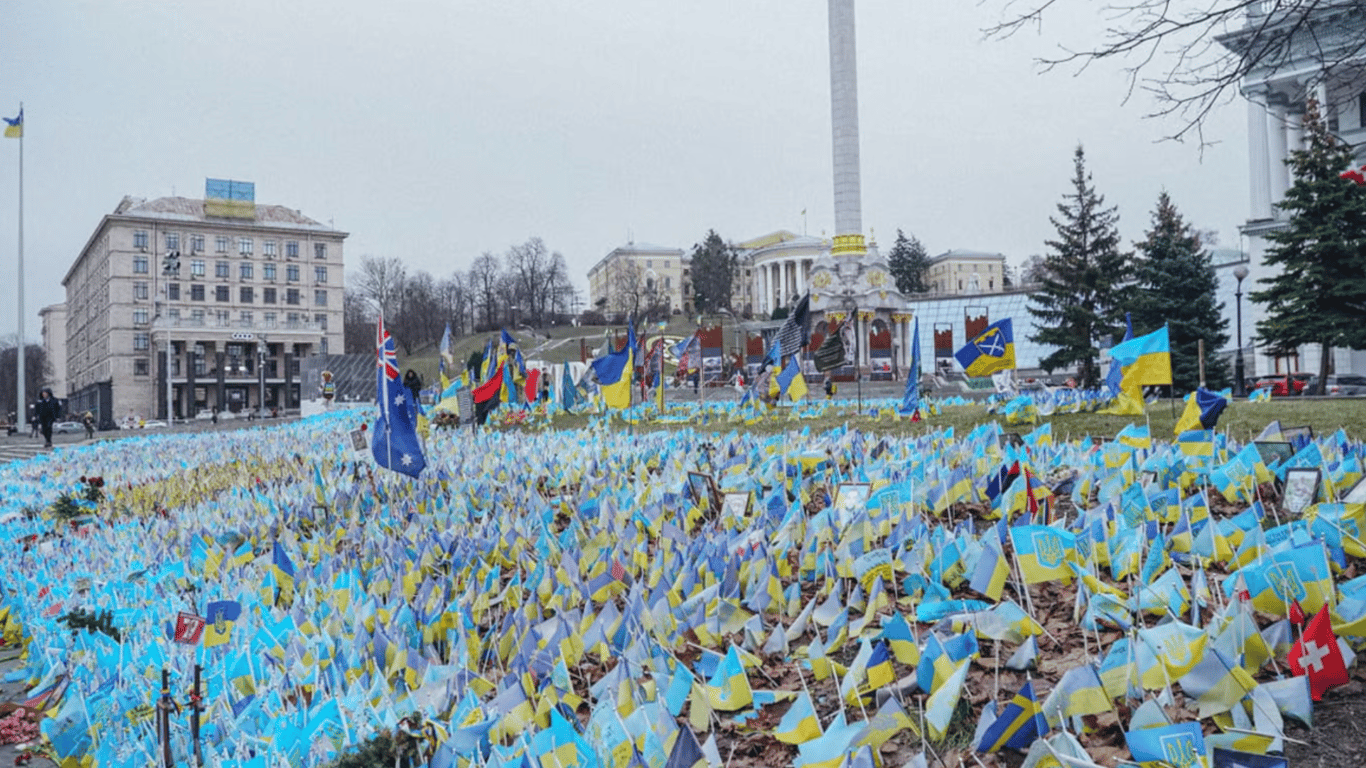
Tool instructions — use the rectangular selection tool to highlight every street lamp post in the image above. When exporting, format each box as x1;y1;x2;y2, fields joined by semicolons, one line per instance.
1233;265;1249;397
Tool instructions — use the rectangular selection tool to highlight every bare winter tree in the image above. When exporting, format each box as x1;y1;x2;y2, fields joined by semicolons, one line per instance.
353;256;408;320
342;288;375;354
985;1;1366;142
0;339;50;421
437;271;471;337
467;252;502;331
395;270;444;354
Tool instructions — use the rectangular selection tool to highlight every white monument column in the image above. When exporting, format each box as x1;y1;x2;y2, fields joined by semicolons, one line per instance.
797;260;807;297
759;264;768;314
829;0;866;259
1247;94;1273;220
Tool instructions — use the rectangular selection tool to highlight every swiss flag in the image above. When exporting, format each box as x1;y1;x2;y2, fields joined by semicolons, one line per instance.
1288;607;1349;701
173;611;206;645
1288;598;1306;626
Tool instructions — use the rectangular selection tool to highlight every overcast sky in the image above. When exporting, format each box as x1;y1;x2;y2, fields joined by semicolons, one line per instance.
0;0;1251;341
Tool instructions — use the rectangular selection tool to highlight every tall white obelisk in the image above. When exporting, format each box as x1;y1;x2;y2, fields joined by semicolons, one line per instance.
828;0;865;259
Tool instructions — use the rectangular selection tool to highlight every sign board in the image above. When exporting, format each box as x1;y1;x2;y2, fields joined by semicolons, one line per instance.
456;388;474;424
230;332;256;341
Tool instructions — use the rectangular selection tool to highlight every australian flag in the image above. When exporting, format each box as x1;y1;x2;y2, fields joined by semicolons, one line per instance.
372;315;426;477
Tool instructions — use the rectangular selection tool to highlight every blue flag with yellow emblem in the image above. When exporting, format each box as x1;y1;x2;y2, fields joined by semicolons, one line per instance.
955;318;1015;377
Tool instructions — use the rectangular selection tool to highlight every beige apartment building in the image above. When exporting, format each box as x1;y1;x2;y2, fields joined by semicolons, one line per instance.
925;249;1007;295
60;187;347;426
587;242;686;319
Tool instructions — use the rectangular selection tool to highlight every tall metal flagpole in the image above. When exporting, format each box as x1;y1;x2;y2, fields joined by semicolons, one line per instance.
15;103;24;428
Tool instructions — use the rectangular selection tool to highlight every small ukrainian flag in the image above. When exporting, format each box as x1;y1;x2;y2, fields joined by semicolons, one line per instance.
3;108;20;139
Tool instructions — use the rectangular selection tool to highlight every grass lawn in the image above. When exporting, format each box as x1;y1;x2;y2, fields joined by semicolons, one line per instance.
478;396;1366;443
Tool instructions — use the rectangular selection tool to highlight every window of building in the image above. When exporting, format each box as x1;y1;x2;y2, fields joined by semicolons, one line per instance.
134;358;149;376
216;261;230;278
315;313;328;331
133;309;149;325
167;308;180;321
286;265;299;282
191;309;205;324
263;287;277;304
264;312;277;326
664;276;671;289
240;287;254;303
215;285;230;302
286;288;300;305
134;332;150;351
190;259;206;277
286;240;299;258
134;230;149;249
134;282;148;300
215;310;230;325
263;263;277;281
646;260;653;268
287;312;301;326
989;278;994;290
240;311;253;325
166;232;180;251
958;280;963;290
133;254;149;274
191;234;205;253
238;238;253;255
191;284;205;301
216;236;229;253
264;240;277;258
314;266;328;283
314;289;328;306
240;262;253;280
663;260;669;268
313;242;327;259
320;338;328;355
192;344;206;374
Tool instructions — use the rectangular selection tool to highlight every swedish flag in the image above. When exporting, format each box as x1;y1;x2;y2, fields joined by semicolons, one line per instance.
954;318;1015;377
976;680;1047;752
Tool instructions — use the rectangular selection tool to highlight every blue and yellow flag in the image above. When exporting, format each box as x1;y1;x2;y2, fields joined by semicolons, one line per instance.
202;599;241;648
976;679;1047;752
1109;325;1171;386
773;355;809;402
3;108;20;139
591;322;635;410
954;318;1015;377
1124;721;1206;768
1011;525;1076;584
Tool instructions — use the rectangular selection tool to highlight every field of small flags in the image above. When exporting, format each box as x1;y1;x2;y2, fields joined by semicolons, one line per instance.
1;396;1364;767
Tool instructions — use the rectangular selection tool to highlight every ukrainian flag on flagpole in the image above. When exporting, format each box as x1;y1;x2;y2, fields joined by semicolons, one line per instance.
591;322;635;410
954;318;1015;377
1108;324;1171;386
3;108;20;139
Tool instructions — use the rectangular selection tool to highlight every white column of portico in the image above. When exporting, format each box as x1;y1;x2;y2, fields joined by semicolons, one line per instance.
1269;104;1290;211
797;259;807;297
1248;95;1273;220
758;263;768;314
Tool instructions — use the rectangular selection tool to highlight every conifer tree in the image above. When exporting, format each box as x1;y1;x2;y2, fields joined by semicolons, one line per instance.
886;229;930;294
1027;146;1133;388
1131;192;1230;393
1252;100;1366;394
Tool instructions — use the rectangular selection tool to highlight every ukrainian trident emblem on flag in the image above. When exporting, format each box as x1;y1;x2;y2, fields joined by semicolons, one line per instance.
1032;530;1065;569
1158;731;1202;768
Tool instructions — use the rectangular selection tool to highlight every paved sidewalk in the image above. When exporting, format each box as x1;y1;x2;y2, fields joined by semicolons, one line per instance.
0;651;55;767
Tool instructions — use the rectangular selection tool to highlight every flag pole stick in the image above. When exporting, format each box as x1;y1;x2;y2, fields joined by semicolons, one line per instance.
14;102;23;431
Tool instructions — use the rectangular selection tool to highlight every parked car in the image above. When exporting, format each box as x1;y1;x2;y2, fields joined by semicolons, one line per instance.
52;421;82;434
1303;373;1366;396
1253;372;1313;396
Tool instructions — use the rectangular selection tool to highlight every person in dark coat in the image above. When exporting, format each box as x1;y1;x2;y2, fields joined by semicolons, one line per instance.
34;388;61;448
404;369;423;404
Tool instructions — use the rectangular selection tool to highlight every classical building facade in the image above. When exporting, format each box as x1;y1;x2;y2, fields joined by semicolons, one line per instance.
924;250;1008;295
1219;2;1366;377
60;190;347;425
737;230;825;317
586;242;686;319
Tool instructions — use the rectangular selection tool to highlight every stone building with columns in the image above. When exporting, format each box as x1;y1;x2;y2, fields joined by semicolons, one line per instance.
1218;2;1366;377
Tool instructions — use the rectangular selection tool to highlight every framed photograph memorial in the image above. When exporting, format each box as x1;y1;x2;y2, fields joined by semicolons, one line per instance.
1342;476;1366;505
834;482;872;525
1253;441;1294;467
722;492;753;519
1282;467;1321;515
349;428;368;453
688;471;721;512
